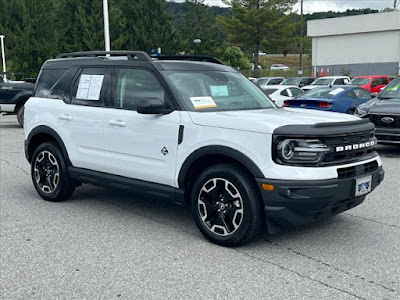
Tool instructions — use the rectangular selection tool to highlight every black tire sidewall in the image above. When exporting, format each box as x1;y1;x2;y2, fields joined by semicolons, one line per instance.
17;105;24;127
190;164;261;246
31;142;73;201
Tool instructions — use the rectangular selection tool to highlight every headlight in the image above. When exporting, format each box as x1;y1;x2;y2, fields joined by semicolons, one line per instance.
275;139;330;165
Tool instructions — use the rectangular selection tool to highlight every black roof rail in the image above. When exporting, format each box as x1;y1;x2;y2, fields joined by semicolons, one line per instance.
56;51;151;61
155;55;224;65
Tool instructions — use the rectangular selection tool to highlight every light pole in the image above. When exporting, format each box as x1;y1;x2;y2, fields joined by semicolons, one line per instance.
193;39;201;55
103;0;110;53
0;35;6;80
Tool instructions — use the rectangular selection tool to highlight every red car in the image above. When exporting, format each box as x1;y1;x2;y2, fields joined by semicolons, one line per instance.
350;75;391;93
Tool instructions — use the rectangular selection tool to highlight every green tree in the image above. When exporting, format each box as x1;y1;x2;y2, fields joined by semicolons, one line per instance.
218;0;297;71
177;0;226;56
222;46;250;70
113;0;182;54
0;0;60;77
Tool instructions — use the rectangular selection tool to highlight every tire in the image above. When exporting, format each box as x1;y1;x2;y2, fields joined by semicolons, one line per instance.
31;141;75;202
190;163;262;247
17;105;24;127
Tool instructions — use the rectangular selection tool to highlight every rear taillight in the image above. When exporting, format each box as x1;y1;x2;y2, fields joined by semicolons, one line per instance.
318;102;331;108
283;101;290;107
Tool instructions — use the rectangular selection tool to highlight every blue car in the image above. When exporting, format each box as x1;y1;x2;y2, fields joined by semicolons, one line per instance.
284;86;372;114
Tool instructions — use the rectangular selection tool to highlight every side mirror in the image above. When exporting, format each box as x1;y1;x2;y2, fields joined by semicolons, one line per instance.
137;98;173;115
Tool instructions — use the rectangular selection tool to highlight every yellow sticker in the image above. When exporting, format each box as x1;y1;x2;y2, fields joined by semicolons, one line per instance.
190;96;217;109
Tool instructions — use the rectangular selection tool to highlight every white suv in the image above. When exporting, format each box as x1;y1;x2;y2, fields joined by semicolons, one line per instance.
24;51;384;246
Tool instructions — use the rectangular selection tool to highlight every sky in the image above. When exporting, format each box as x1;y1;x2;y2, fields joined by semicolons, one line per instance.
185;0;398;13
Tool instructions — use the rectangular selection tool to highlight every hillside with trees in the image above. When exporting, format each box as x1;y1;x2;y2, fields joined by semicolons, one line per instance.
0;0;382;77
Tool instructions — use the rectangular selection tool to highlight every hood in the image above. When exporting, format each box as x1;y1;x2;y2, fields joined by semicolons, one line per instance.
359;97;400;114
188;108;359;134
301;85;322;90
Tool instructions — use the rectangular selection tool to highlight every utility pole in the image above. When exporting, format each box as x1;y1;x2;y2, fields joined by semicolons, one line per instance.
103;0;111;53
299;0;304;76
0;35;6;80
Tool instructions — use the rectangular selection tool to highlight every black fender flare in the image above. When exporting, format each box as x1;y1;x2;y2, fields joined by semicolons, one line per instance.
12;91;32;110
26;125;71;165
177;145;264;188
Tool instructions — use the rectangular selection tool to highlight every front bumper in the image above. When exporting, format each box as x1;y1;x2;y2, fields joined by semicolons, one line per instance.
375;128;400;144
257;166;384;233
0;104;16;113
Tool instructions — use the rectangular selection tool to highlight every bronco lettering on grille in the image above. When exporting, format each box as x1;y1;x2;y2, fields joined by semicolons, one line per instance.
335;140;375;152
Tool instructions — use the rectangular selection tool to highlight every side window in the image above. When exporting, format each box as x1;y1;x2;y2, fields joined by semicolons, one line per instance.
371;78;381;87
346;90;357;98
353;88;371;100
269;78;283;85
71;68;111;107
116;69;165;111
289;87;303;97
334;78;345;85
280;89;290;97
34;69;66;98
381;77;388;85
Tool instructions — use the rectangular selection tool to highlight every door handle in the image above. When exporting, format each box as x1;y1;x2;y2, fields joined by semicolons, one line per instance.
58;113;72;121
109;120;126;127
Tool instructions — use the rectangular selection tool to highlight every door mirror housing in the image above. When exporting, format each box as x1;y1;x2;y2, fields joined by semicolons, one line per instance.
137;98;173;114
371;92;378;98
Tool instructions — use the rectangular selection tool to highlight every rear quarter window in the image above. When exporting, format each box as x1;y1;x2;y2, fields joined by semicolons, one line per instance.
34;69;67;98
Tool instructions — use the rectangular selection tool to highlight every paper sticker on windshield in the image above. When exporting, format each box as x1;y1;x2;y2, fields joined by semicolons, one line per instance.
328;88;344;95
210;85;229;96
76;74;104;100
190;96;217;109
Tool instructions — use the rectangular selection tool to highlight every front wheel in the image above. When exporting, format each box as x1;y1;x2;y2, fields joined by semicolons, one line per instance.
190;163;262;247
31;141;75;202
17;105;24;127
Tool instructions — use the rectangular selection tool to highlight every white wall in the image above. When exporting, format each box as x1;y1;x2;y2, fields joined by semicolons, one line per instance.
312;30;400;66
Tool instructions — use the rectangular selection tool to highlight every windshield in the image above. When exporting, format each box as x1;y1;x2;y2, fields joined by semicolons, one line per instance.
164;71;276;112
302;87;345;98
281;78;300;85
351;78;370;85
312;78;334;85
379;78;400;99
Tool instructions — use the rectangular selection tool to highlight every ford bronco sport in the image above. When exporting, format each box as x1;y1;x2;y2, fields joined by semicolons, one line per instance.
24;51;384;246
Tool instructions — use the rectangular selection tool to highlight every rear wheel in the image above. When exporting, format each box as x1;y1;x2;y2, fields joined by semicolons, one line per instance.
17;105;24;127
190;163;262;247
31;141;75;202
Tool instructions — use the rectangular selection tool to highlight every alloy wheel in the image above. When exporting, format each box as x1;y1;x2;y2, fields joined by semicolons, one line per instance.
198;178;244;236
34;150;60;193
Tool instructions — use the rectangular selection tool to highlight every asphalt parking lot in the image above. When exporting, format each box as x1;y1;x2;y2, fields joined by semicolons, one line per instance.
1;114;399;300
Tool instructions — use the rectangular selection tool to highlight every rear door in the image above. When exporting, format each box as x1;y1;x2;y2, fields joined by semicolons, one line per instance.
103;67;181;187
61;67;111;172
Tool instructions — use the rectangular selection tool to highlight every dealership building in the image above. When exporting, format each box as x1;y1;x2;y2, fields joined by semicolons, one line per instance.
307;11;400;76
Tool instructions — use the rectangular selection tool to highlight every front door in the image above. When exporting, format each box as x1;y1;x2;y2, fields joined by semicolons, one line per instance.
103;68;181;187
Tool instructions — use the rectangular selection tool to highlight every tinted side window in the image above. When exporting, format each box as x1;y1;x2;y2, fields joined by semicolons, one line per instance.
34;69;66;98
269;78;283;85
280;89;289;97
372;78;381;86
116;69;165;111
289;87;303;97
71;68;111;107
353;88;371;100
334;78;345;85
381;77;388;85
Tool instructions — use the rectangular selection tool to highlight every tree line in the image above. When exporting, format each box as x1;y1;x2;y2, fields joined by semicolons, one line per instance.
0;0;381;77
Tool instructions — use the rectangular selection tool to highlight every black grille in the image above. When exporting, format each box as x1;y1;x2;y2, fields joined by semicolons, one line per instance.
365;114;400;128
320;130;377;166
337;160;378;179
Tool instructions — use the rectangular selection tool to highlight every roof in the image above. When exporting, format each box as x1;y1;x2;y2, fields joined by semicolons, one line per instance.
354;75;389;78
308;11;400;37
42;55;236;72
